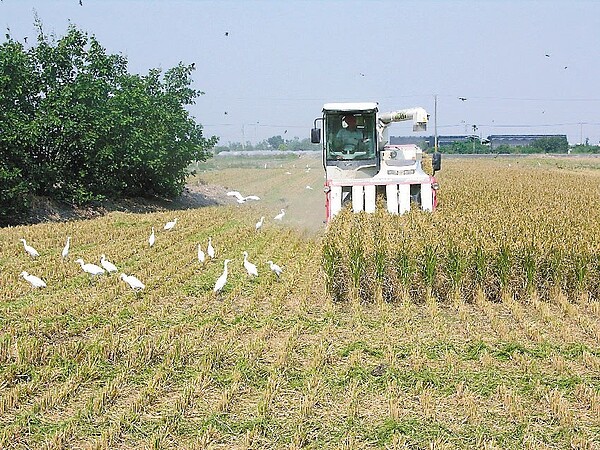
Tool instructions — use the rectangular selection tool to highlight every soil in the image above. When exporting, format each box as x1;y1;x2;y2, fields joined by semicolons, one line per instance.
24;182;231;225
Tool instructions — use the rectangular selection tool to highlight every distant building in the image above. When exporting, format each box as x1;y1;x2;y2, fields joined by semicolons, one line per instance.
487;134;568;150
390;135;477;148
389;135;431;146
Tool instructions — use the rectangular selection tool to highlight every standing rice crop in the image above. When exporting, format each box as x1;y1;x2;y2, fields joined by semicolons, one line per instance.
321;158;600;304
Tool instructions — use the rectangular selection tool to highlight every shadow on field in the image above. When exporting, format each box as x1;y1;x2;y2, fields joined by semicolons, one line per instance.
24;184;228;225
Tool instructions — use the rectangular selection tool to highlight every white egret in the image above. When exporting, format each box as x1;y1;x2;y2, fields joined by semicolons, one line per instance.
21;271;46;288
227;191;261;204
164;218;178;231
255;216;265;232
243;251;258;277
213;259;232;293
20;239;39;258
266;260;283;278
274;209;285;221
306;185;313;190
75;258;105;278
62;236;71;260
100;255;118;273
207;237;215;259
120;273;145;291
149;227;156;247
198;244;206;263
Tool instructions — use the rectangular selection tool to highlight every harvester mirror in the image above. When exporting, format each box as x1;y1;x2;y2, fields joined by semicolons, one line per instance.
311;128;321;144
432;152;442;172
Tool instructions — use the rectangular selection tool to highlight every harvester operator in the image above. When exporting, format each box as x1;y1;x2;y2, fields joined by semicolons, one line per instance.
334;115;365;154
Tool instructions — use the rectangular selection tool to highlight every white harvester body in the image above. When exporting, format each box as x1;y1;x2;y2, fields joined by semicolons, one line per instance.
311;102;440;222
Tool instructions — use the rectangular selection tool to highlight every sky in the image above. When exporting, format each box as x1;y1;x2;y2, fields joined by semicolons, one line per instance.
2;0;600;145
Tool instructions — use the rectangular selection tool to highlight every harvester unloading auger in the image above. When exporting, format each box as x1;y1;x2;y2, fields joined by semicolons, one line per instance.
311;102;441;222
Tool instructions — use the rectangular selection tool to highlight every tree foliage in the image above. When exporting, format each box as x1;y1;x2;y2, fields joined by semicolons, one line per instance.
0;21;217;226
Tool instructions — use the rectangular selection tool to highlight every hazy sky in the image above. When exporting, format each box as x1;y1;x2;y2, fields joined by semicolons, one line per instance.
2;0;600;145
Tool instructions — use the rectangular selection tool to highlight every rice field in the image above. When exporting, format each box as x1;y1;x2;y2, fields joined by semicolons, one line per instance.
1;154;599;449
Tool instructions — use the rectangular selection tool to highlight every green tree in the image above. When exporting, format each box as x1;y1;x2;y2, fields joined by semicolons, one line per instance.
0;21;217;224
528;136;568;153
267;135;285;150
0;36;38;225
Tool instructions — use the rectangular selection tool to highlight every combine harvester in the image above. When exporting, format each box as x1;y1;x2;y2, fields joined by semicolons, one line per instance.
311;102;441;222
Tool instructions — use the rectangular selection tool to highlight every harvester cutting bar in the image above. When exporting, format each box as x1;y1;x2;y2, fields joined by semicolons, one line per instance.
327;181;433;218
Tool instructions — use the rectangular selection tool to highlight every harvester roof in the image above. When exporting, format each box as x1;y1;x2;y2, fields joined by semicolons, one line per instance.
322;102;378;113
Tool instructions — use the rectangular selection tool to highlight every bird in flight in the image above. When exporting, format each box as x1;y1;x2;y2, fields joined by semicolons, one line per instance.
458;97;467;101
545;54;550;57
225;31;229;36
227;191;260;203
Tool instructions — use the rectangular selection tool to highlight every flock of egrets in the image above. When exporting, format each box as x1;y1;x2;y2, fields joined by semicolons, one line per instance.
19;235;148;292
18;202;286;295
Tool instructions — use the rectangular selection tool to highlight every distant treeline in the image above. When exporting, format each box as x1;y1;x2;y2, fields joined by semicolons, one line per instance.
434;137;600;154
214;136;319;153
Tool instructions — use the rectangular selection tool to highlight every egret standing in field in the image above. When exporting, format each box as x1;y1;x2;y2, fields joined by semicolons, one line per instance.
266;260;283;279
62;236;71;260
20;239;39;258
120;273;145;291
149;227;156;247
243;251;259;277
274;209;286;221
198;244;206;263
213;259;232;293
100;255;118;274
20;271;47;288
75;258;105;280
255;216;265;232
207;237;215;259
164;218;178;231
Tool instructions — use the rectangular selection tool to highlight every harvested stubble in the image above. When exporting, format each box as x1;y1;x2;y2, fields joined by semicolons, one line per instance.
2;157;600;449
322;158;600;304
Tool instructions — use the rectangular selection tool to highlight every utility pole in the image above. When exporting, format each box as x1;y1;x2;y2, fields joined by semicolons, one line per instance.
472;124;478;153
434;94;438;153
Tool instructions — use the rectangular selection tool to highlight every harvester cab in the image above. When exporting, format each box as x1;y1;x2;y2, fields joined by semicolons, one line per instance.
311;102;441;222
